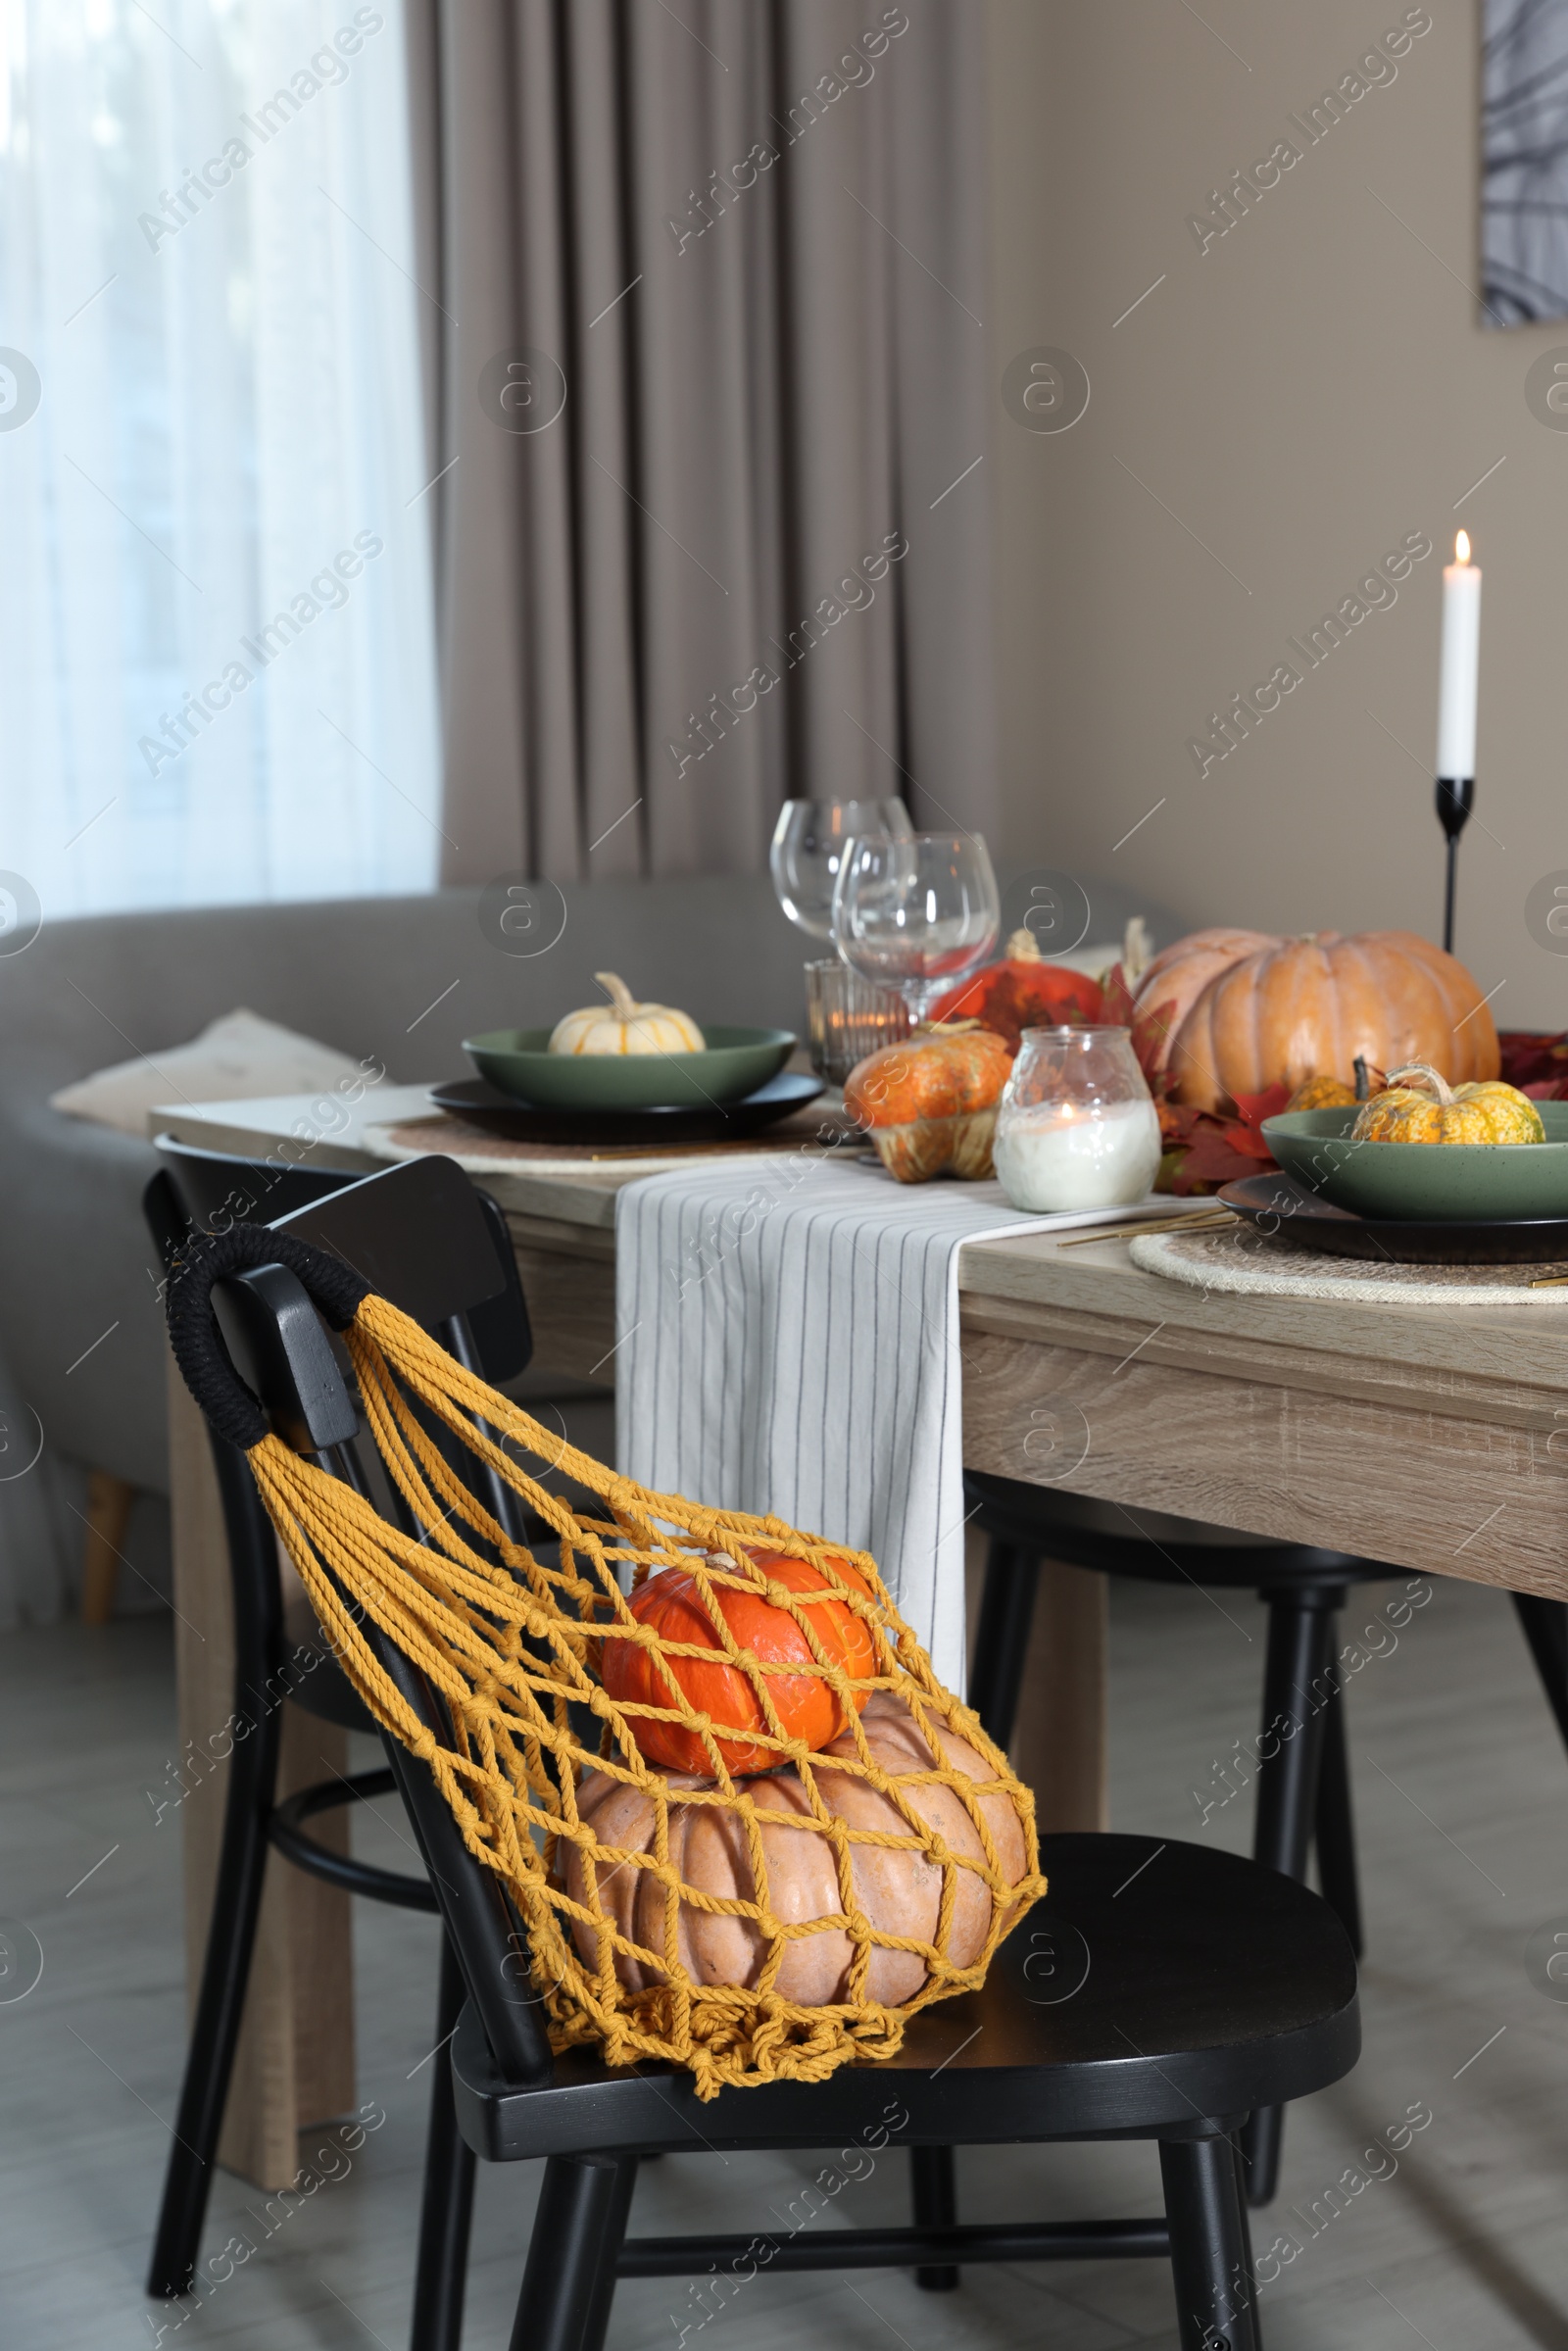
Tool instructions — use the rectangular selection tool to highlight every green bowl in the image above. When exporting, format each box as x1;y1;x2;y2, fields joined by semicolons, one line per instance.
463;1025;796;1110
1261;1102;1568;1222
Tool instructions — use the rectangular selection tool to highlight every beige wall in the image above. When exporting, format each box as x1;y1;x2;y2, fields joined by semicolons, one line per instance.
986;0;1568;1029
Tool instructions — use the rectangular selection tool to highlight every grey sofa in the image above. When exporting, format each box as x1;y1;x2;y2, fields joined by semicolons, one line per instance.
0;867;1173;1612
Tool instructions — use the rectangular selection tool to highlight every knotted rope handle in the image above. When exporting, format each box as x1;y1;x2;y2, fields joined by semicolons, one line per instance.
166;1223;371;1453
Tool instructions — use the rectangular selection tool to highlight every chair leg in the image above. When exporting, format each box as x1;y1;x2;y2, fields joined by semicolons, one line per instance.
1240;1592;1338;2210
1513;1592;1568;1756
968;1538;1040;1749
930;1530;1040;2284
146;1688;282;2297
580;2157;638;2351
409;1934;477;2351
510;2154;633;2351
909;2145;958;2292
1312;1668;1363;1958
1160;2132;1261;2351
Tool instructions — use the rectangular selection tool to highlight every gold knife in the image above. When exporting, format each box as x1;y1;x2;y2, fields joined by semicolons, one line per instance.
1055;1208;1237;1249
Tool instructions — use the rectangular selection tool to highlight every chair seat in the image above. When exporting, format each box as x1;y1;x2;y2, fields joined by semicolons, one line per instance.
452;1833;1358;2163
964;1471;1392;1592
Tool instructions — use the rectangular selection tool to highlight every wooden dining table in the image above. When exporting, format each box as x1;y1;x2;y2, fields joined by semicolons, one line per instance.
153;1083;1568;2186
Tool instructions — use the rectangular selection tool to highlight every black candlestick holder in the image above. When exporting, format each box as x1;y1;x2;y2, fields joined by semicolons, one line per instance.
1435;776;1474;956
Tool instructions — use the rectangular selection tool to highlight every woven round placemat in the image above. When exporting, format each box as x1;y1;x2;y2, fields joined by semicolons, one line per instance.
1129;1220;1568;1305
367;1112;800;1172
364;1106;862;1175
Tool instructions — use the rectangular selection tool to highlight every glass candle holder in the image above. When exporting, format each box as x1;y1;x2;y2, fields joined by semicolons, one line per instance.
993;1026;1161;1212
804;959;911;1086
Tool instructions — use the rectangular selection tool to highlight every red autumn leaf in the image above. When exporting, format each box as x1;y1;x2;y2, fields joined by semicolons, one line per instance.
1129;991;1182;1096
1230;1082;1292;1135
1151;1086;1285;1196
1500;1028;1568;1091
1100;960;1138;1031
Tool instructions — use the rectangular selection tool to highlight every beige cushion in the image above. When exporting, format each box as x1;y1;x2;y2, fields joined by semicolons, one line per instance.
49;1007;365;1138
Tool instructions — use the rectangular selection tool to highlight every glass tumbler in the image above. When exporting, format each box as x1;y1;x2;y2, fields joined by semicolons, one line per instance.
993;1027;1162;1212
804;960;912;1086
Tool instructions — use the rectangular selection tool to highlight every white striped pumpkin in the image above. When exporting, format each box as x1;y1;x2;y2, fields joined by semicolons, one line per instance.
549;972;704;1057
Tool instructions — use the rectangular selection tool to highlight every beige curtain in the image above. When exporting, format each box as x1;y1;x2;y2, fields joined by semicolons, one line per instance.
403;0;995;881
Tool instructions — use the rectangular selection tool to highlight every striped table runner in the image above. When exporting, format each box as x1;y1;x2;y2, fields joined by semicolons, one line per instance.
613;1153;1164;1690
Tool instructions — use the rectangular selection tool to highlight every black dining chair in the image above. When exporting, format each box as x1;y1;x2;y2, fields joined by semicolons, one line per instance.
165;1158;1363;2351
142;1150;533;2351
151;1131;531;1397
960;1469;1568;2208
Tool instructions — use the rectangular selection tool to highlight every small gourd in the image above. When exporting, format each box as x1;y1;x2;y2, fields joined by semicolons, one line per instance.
843;1021;1012;1183
1285;1074;1358;1113
549;972;704;1057
1351;1061;1545;1146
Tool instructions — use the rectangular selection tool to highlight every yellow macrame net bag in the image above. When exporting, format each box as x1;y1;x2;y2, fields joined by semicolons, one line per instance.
184;1253;1045;2100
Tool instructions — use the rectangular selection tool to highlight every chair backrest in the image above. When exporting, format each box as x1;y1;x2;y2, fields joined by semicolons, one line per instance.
153;1132;353;1230
153;1140;532;1389
152;1155;556;2086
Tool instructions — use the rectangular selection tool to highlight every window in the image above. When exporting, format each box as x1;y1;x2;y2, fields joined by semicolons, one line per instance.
0;0;440;916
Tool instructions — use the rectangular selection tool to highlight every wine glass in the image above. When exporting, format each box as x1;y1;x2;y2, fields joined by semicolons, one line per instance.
769;798;913;940
832;833;1001;1025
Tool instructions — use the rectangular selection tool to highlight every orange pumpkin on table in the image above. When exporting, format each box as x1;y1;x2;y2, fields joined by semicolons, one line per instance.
929;927;1103;1053
843;1023;1012;1183
599;1546;875;1776
564;1692;1030;2002
1132;929;1499;1113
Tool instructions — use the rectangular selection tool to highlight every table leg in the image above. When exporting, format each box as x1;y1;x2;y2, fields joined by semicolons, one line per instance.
80;1468;134;1624
1010;1558;1109;1835
168;1357;355;2189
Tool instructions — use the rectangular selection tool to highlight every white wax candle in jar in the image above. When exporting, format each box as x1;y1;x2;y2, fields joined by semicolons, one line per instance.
993;1097;1162;1212
1436;530;1482;781
993;1024;1162;1212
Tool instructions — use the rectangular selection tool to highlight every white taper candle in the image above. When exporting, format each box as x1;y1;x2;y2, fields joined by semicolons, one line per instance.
1437;531;1481;780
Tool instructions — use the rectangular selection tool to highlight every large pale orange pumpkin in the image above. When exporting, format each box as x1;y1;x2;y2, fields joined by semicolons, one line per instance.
564;1693;1029;2003
1132;929;1277;1091
1134;930;1499;1114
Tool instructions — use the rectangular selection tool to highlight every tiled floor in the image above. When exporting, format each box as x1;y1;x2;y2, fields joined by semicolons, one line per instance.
6;1564;1568;2349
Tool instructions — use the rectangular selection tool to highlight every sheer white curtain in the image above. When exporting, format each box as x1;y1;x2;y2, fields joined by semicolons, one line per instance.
0;0;439;915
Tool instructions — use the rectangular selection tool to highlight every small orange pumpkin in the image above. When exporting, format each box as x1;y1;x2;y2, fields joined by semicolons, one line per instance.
598;1546;875;1776
843;1024;1012;1183
929;928;1103;1053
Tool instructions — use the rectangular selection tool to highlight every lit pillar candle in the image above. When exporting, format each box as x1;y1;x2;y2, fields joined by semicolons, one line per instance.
1437;531;1482;781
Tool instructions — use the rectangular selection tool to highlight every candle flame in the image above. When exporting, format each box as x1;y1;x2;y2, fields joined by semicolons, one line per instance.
1455;529;1471;564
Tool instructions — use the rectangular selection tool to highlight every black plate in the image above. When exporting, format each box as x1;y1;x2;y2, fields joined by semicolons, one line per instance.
1218;1172;1568;1266
425;1070;827;1147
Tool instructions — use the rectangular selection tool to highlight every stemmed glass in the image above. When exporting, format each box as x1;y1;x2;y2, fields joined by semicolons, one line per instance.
769;799;913;940
831;833;1001;1026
